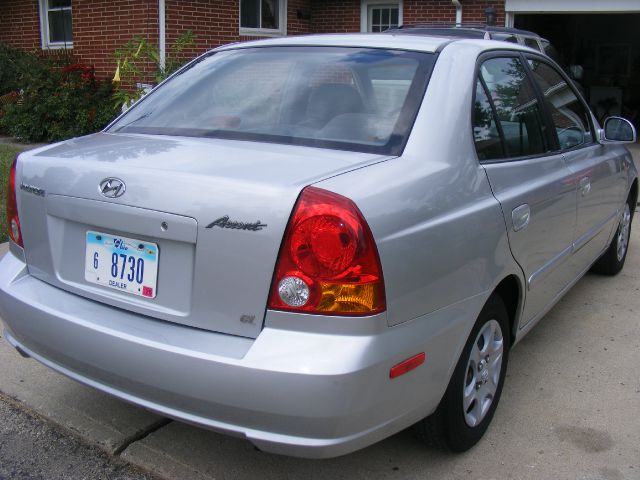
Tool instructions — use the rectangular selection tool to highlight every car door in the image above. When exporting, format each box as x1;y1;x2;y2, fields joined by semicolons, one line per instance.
525;56;627;276
473;53;578;328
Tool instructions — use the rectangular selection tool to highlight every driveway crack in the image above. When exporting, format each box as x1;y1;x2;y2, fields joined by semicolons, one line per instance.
113;418;173;455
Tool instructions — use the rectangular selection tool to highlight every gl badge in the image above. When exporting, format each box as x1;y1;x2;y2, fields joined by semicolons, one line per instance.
99;178;126;198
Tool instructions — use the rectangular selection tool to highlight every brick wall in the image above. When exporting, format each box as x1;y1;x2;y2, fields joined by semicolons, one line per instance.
311;1;360;33
0;0;41;50
165;0;236;62
311;0;505;33
73;0;159;79
462;1;505;25
164;0;312;64
287;0;313;35
1;0;504;82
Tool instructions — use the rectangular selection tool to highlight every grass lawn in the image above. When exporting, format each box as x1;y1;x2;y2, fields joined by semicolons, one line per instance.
0;145;27;244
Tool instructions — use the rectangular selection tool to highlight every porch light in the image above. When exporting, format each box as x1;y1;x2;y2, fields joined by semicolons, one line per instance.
485;6;497;26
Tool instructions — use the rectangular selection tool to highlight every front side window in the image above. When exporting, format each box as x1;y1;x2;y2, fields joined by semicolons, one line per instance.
478;56;549;159
39;0;73;49
240;0;285;36
109;47;435;156
527;59;593;150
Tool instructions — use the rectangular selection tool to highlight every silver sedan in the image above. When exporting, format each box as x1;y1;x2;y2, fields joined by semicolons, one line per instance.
0;33;636;458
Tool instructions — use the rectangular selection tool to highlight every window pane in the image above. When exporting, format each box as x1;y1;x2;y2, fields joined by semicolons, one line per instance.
528;60;592;149
48;9;72;43
241;0;259;28
391;9;399;25
109;47;435;155
48;0;71;8
492;33;518;44
524;38;540;51
474;80;505;160
262;0;278;29
480;57;549;158
370;6;399;32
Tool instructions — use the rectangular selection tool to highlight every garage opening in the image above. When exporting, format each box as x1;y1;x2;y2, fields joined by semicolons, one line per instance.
514;13;640;130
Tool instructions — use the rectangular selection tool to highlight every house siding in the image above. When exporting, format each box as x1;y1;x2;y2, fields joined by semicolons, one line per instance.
311;1;360;33
164;0;312;64
73;0;159;79
310;0;505;33
0;0;504;81
0;0;41;50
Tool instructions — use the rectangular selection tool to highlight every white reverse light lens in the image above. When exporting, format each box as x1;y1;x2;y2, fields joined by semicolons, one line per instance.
11;219;20;243
278;276;310;307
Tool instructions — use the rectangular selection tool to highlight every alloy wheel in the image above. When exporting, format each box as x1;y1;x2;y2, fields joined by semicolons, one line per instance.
462;319;504;427
616;203;632;262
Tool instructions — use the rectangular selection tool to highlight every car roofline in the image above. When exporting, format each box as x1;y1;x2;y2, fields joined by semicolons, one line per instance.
388;23;541;37
212;33;450;54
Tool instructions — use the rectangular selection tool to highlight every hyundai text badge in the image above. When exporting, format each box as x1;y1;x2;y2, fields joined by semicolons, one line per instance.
99;178;126;198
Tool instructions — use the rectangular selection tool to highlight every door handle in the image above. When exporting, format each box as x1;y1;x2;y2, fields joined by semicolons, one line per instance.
512;204;530;232
579;176;591;196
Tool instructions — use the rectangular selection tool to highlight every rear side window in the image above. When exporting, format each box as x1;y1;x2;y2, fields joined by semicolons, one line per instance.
476;56;549;159
527;59;593;150
473;80;504;160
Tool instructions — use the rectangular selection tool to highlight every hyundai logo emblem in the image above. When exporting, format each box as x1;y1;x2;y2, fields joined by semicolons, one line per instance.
99;178;126;198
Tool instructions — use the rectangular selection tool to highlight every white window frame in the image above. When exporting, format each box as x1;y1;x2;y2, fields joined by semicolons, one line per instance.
239;0;287;37
360;0;403;33
39;0;73;49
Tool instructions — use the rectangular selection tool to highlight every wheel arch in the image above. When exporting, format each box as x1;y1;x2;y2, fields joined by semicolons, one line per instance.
491;275;523;347
629;178;637;214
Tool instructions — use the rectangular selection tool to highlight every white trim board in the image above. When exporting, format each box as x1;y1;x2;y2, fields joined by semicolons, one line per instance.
506;0;640;13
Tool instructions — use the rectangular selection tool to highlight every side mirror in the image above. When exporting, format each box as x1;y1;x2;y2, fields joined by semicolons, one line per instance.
600;117;637;144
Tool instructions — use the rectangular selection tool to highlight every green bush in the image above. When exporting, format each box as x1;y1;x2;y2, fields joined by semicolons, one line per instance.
0;43;39;95
0;44;119;143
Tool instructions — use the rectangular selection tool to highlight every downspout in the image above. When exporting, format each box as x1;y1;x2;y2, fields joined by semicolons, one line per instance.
159;0;166;71
452;0;462;26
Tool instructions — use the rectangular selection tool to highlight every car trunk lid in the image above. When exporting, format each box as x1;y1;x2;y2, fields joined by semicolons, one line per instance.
16;132;391;338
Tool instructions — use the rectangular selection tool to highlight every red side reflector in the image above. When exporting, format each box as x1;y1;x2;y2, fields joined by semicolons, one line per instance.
389;353;425;379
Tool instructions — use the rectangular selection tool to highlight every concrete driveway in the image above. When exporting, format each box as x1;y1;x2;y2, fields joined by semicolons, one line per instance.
1;193;640;479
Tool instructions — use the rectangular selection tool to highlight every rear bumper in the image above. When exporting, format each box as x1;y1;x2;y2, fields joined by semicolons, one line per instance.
0;250;480;458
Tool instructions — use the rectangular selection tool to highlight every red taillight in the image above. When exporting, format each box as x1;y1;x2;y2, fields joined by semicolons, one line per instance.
6;157;23;247
268;186;386;315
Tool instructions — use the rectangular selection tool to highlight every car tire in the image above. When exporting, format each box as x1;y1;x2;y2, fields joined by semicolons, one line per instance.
591;198;633;276
413;294;510;452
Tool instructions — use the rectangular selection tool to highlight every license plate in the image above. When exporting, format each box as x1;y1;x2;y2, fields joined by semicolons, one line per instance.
84;231;159;298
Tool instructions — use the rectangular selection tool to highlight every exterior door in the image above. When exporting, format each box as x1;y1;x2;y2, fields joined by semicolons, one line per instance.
473;54;578;327
525;57;627;276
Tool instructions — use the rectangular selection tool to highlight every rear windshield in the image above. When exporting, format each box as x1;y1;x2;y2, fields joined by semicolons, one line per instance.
108;47;435;155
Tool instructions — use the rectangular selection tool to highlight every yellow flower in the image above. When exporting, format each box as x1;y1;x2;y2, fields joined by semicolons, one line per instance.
113;60;121;83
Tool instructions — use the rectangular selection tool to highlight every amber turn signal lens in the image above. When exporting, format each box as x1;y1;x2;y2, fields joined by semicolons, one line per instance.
317;281;384;313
